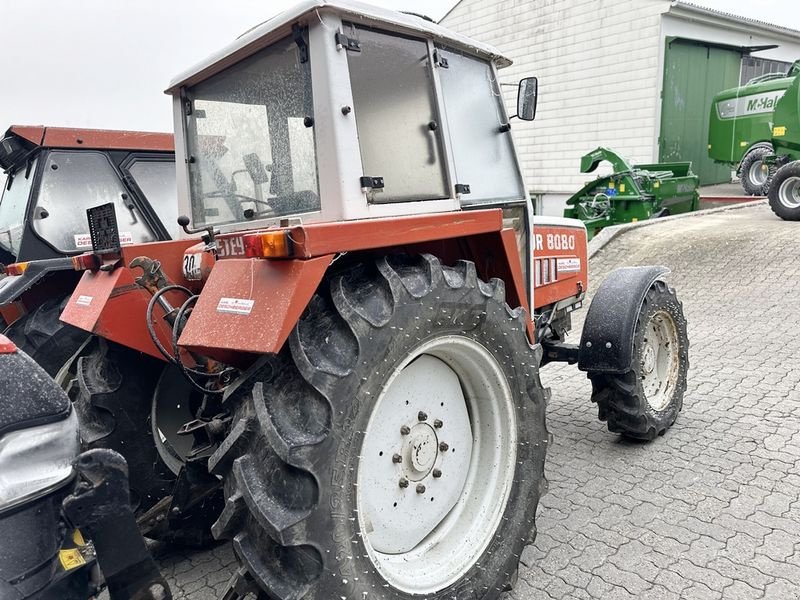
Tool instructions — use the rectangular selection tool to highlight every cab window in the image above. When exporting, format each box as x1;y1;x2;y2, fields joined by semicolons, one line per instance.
345;24;448;203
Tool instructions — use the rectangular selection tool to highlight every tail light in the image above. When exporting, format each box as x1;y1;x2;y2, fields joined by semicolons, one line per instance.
4;262;28;276
72;254;100;271
243;231;293;258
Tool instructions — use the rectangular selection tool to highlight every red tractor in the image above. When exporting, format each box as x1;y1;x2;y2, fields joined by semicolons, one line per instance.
61;2;689;597
0;125;176;374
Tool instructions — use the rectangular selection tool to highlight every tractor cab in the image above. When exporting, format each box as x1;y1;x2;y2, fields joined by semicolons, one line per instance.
168;0;536;232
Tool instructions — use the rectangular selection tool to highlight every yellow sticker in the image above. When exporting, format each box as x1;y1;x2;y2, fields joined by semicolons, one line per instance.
619;183;626;193
607;181;615;189
631;218;639;223
774;126;787;137
654;181;660;188
72;529;86;547
739;141;748;147
59;548;86;570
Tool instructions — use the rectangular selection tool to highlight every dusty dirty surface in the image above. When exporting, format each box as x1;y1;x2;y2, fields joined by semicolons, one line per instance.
148;203;800;599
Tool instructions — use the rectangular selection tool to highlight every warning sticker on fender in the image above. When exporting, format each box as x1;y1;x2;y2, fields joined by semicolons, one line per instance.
556;258;581;273
76;295;93;306
216;297;254;315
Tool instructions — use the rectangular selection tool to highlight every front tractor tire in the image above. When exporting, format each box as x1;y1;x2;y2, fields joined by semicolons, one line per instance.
739;144;774;196
590;280;689;440
210;254;548;599
767;160;800;221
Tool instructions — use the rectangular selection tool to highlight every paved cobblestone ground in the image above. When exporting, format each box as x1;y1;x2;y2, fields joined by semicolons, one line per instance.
150;203;800;599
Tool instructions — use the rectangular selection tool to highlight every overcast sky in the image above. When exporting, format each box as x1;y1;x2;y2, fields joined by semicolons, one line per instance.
1;0;799;134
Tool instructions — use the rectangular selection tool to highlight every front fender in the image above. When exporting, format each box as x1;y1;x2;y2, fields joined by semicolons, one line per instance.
177;255;334;360
578;265;670;374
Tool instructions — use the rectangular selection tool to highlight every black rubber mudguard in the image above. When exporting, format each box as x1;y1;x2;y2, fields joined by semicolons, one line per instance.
578;266;670;374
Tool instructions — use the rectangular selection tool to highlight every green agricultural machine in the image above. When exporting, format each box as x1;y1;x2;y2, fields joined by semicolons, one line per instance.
563;147;699;239
708;60;800;196
766;73;800;220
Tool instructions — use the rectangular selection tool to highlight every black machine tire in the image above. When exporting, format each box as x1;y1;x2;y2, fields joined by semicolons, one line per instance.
4;296;88;376
71;338;216;544
767;160;800;221
73;338;175;512
590;280;689;441
739;144;774;196
210;254;549;599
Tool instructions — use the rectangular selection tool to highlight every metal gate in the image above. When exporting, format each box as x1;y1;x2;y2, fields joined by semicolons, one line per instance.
660;39;741;186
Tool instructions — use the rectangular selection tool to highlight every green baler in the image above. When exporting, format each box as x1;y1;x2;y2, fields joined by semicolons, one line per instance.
766;73;800;220
708;61;799;196
563;147;699;239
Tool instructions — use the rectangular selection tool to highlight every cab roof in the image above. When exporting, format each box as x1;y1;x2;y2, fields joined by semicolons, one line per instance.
6;125;174;152
165;0;513;94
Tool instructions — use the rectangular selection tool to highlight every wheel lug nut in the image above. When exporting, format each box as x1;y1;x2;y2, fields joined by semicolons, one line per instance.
416;484;426;494
392;453;402;464
400;425;410;435
433;468;442;478
439;442;449;452
399;478;409;488
418;411;428;421
433;419;443;428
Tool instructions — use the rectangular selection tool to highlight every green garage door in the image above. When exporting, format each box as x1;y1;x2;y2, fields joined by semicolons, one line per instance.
660;39;741;185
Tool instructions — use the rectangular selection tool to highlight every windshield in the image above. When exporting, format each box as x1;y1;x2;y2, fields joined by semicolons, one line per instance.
185;33;319;228
127;159;178;238
0;159;37;258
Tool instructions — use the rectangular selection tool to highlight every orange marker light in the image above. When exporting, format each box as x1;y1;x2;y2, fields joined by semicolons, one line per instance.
243;231;293;258
4;262;29;276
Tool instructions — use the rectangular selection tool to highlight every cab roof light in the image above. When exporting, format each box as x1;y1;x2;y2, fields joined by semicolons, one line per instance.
5;262;28;277
243;231;293;259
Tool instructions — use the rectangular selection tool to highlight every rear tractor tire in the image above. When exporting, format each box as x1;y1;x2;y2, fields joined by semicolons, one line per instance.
71;338;217;545
739;144;774;196
767;160;800;221
4;296;88;377
210;254;549;599
590;280;689;441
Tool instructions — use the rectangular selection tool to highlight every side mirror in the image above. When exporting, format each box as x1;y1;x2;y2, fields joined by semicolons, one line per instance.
517;77;538;121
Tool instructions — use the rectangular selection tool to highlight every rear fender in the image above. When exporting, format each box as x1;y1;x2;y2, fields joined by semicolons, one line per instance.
60;267;174;360
177;255;333;361
577;266;670;374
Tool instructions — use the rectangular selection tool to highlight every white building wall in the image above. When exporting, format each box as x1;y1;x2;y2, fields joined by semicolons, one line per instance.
442;0;670;213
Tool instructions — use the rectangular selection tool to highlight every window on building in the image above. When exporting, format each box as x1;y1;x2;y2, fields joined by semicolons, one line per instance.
741;56;793;85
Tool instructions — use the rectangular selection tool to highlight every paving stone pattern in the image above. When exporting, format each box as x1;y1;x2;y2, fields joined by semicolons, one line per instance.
152;204;800;599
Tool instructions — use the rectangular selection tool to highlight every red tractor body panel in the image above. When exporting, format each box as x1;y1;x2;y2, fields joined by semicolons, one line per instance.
8;125;174;152
60;211;589;360
177;255;333;358
531;223;588;309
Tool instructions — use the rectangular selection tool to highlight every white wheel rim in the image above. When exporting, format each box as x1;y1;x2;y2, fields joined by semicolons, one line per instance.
357;336;517;594
778;176;800;209
641;310;680;412
748;160;768;186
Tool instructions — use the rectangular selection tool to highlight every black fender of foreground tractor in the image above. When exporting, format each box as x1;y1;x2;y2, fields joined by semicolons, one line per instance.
578;265;670;373
0;337;86;600
0;337;171;600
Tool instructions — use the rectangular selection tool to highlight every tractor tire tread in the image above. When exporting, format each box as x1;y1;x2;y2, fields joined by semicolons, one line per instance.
213;254;548;599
